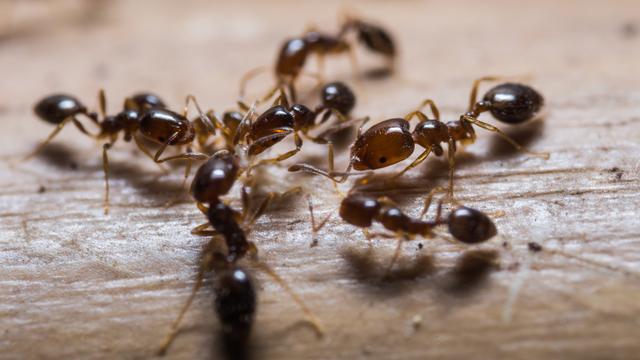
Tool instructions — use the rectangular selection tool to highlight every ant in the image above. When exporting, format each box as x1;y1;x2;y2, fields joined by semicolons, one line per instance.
158;153;324;356
316;188;497;273
240;16;394;103
338;14;397;69
26;90;221;213
234;83;365;173
289;77;549;198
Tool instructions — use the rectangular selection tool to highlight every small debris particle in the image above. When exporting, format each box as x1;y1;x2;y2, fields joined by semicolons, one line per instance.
528;242;543;252
411;315;422;330
69;162;78;170
310;238;318;248
37;186;46;194
417;243;423;250
502;241;509;248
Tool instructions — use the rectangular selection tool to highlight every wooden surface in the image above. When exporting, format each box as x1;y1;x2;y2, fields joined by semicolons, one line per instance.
1;0;639;359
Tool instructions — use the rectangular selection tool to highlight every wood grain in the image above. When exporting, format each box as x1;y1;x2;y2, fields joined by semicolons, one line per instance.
1;0;639;359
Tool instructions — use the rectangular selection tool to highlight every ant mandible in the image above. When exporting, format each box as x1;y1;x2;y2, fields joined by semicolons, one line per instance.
289;77;549;198
28;90;221;213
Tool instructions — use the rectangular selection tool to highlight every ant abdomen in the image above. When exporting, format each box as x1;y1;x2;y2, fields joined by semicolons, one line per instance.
339;194;381;227
482;83;544;124
34;94;89;124
351;118;414;170
354;21;396;58
214;267;256;360
448;207;497;244
139;108;195;145
276;38;309;78
191;154;240;203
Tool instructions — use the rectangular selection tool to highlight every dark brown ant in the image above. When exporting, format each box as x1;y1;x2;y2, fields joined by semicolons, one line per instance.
26;90;220;213
158;154;323;356
234;84;365;173
289;77;549;198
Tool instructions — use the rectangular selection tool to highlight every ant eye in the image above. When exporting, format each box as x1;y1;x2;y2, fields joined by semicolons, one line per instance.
379;156;387;164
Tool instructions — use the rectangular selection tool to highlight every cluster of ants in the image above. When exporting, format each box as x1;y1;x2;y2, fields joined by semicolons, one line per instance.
26;14;550;360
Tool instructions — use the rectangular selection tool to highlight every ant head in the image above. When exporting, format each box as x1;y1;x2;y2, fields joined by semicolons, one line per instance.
321;82;356;115
412;119;448;149
340;193;381;227
482;83;543;124
351;118;414;170
222;111;244;135
34;94;87;124
290;103;315;132
448;207;497;244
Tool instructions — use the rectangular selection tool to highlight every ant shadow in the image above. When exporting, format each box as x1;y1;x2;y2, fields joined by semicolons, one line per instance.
436;249;499;298
341;245;499;302
340;245;436;297
31;142;187;204
487;118;546;160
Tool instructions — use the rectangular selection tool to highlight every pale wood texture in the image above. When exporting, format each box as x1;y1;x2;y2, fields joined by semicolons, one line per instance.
1;0;639;359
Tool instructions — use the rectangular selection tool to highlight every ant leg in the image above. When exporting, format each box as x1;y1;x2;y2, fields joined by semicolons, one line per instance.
21;117;76;161
132;135;169;174
467;76;502;112
306;194;331;246
151;133;209;164
383;234;406;277
191;222;218;236
393;146;433;179
233;101;258;146
316;115;368;140
407;99;440;121
239;65;270;99
246;132;303;173
419;186;446;219
252;261;325;337
447;138;457;200
184;95;229;138
462;115;550;159
196;202;209;215
102;143;113;215
158;239;220;356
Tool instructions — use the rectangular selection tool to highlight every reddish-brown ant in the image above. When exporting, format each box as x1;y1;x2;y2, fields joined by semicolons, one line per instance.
27;90;221;213
240;16;393;103
314;188;497;273
289;78;549;198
